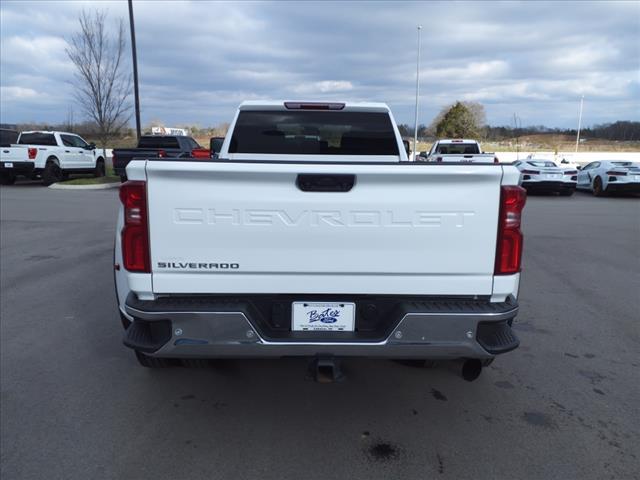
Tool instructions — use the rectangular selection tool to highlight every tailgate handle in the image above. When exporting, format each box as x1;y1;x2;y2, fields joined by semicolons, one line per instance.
296;174;355;192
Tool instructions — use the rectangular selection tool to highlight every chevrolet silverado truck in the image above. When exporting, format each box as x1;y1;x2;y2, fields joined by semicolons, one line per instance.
114;101;526;379
4;131;106;186
112;135;202;181
424;139;499;163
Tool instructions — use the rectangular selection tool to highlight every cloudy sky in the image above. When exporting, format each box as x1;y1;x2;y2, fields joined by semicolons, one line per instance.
1;0;639;129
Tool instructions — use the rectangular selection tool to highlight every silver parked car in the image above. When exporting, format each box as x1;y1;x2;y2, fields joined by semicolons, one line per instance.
576;161;640;196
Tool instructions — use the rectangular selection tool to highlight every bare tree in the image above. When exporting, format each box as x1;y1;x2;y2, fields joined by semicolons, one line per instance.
66;10;131;158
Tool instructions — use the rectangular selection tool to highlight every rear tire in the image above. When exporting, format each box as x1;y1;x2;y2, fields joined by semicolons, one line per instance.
0;173;16;185
42;160;63;186
135;350;173;368
593;177;606;197
94;159;106;178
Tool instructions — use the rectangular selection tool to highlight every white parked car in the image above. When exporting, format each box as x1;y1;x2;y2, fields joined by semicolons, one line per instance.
576;160;640;196
1;131;106;186
514;159;577;195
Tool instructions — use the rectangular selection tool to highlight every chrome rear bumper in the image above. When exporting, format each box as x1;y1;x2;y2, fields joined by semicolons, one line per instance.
123;295;520;360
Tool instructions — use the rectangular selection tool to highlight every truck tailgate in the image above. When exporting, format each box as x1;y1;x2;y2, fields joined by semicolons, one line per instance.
146;161;503;295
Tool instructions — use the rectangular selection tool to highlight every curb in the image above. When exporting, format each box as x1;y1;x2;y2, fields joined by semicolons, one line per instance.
49;182;121;190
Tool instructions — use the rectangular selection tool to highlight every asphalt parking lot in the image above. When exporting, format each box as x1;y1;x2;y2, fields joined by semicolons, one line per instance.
1;183;639;480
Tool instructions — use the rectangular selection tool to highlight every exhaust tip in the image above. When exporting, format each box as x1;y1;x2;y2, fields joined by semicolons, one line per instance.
462;359;482;382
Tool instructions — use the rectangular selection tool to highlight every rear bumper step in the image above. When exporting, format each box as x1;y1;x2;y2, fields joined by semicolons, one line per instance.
123;293;520;360
476;321;519;354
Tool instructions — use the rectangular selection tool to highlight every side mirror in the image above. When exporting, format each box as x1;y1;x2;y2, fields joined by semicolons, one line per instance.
576;166;582;171
88;142;96;150
210;137;223;157
561;159;568;164
402;139;411;156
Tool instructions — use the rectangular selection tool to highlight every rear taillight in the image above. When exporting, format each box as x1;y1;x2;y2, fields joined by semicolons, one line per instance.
436;156;443;162
495;186;526;275
28;148;37;160
157;149;166;158
521;169;539;175
119;181;150;273
494;156;499;164
191;148;211;159
606;170;626;176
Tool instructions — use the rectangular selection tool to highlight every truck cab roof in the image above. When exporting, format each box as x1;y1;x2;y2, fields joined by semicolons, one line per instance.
238;100;391;113
435;139;480;144
20;130;76;135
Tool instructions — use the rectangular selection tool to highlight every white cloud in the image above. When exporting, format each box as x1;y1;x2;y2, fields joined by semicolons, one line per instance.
292;80;354;94
1;86;41;100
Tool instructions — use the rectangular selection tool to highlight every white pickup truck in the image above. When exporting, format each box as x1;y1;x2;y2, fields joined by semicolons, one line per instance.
424;139;498;163
0;131;106;185
0;129;37;185
114;101;526;380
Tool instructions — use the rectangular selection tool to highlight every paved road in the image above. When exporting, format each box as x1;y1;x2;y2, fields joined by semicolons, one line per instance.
1;184;639;480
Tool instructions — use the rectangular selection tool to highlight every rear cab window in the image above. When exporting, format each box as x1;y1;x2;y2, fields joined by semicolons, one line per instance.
182;137;201;150
436;143;480;155
138;136;180;149
0;129;19;147
18;133;57;146
229;111;399;155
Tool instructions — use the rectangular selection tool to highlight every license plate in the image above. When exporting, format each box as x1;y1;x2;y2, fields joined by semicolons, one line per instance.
292;302;355;332
4;162;13;168
545;174;561;179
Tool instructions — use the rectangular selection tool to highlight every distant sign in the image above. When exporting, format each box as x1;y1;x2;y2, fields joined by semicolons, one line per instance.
151;126;189;136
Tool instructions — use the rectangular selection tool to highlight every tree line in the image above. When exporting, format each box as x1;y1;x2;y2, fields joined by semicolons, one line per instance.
398;102;640;142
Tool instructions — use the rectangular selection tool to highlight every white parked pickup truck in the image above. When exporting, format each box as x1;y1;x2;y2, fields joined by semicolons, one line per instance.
424;139;499;163
0;129;37;185
115;101;526;380
1;131;106;185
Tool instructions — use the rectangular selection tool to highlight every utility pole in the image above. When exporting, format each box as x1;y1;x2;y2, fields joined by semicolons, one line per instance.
513;113;521;160
128;0;141;140
575;95;584;153
413;25;422;161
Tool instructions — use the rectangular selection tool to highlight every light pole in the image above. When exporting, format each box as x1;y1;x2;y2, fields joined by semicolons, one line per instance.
413;25;422;161
128;0;141;140
513;113;521;160
575;95;584;153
